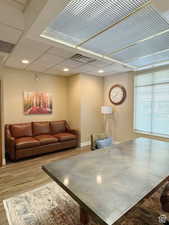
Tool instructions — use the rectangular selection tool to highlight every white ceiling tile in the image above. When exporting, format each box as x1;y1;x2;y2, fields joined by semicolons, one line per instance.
15;39;51;60
46;66;79;75
3;0;28;10
5;56;27;69
0;23;22;44
26;53;64;72
78;64;98;73
0;1;24;29
1;0;24;10
102;63;131;73
59;59;84;68
88;59;112;68
15;0;27;4
5;38;51;68
102;64;118;73
47;64;78;72
25;64;44;72
48;46;77;59
49;65;68;71
45;68;60;75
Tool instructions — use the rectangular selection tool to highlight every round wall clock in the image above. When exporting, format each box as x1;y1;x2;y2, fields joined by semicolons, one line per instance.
109;84;127;105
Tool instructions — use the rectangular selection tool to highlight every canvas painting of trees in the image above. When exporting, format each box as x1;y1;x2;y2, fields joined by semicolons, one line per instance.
24;92;52;114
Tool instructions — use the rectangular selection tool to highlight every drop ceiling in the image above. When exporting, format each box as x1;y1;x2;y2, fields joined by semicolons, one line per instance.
41;0;169;71
10;0;28;10
2;0;169;76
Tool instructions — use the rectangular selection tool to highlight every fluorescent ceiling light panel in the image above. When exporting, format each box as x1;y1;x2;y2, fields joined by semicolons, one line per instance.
42;0;150;46
112;30;169;62
82;5;169;55
128;49;169;67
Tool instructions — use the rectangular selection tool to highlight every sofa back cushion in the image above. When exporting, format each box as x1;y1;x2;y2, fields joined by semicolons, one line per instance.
11;123;32;138
33;122;50;136
50;121;66;134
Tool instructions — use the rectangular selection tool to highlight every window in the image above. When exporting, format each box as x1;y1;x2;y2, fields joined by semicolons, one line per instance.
134;69;169;137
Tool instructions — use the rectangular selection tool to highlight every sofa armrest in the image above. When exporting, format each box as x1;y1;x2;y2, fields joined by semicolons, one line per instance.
67;128;80;146
5;125;16;160
65;121;78;136
68;129;78;135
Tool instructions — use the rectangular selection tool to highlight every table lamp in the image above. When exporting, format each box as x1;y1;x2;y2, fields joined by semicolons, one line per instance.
101;106;113;115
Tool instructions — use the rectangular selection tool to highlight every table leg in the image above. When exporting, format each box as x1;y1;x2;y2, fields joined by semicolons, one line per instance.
80;206;89;225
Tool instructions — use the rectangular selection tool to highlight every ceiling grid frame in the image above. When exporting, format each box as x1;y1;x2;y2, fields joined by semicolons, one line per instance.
5;0;169;73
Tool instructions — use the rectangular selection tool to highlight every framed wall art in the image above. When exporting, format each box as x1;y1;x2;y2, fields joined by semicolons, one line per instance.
24;92;52;115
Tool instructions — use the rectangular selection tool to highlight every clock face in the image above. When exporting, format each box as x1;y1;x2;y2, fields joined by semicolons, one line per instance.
109;85;126;105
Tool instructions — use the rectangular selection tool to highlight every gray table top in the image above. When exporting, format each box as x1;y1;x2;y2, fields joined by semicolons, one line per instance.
42;138;169;225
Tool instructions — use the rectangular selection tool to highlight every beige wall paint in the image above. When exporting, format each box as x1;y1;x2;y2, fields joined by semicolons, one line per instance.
80;74;104;143
104;72;136;142
0;67;104;155
67;74;81;131
1;64;168;162
0;67;68;124
68;74;104;144
104;69;169;143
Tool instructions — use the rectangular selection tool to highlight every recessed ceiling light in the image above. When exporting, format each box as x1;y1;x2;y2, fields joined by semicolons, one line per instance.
22;59;29;64
98;70;104;73
63;68;69;72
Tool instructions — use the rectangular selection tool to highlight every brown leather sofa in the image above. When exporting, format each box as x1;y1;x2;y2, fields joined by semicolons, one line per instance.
5;120;79;161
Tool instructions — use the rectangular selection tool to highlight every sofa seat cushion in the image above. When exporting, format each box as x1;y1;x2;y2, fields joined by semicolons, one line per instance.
16;137;40;150
54;133;77;141
34;135;58;145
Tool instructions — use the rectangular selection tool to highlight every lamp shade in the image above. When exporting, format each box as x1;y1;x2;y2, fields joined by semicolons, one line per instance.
101;106;112;114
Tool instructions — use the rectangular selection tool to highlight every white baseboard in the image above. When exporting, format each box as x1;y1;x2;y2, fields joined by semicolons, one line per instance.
114;141;121;144
80;141;90;147
2;157;6;166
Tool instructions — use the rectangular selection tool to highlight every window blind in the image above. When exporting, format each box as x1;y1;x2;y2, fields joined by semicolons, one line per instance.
134;69;169;137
